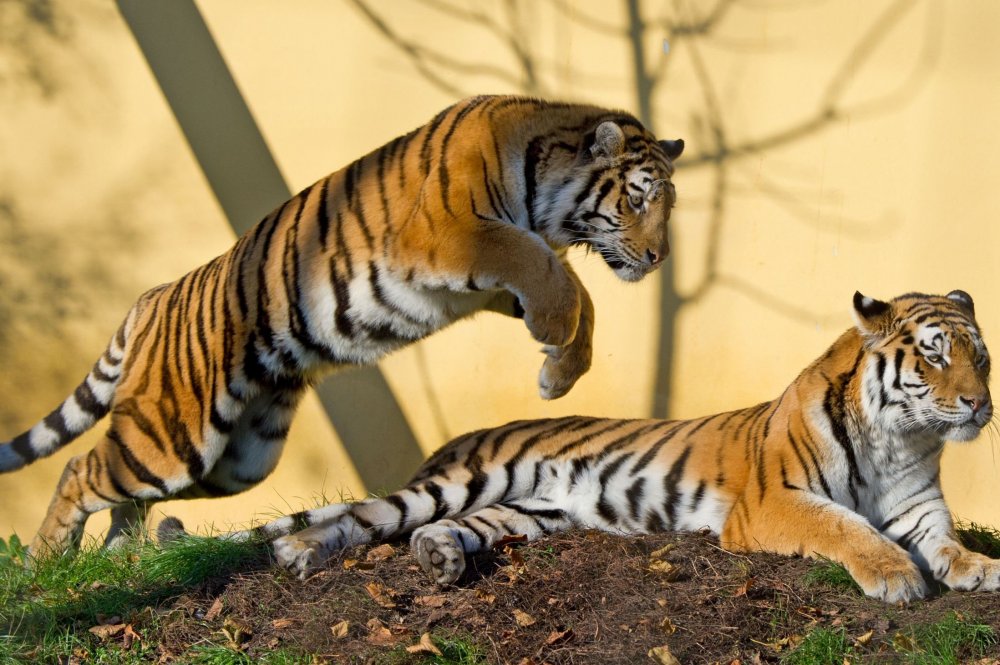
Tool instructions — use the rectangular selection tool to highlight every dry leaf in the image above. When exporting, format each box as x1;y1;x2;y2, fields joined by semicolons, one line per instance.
892;632;918;652
204;597;224;622
649;543;676;559
222;617;253;646
88;623;125;640
545;628;573;645
648;644;681;665
271;618;295;630
330;620;350;639
413;594;448;608
855;629;874;645
733;578;755;597
648;559;681;580
122;624;140;650
513;609;537;627
660;617;677;635
366;618;401;646
656;598;668;607
366;543;396;561
405;632;444;657
494;534;528;549
364;581;397;608
506;546;527;570
475;589;497;604
343;558;376;571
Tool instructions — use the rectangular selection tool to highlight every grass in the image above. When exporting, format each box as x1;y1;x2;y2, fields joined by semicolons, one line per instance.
899;612;997;665
956;521;1000;558
780;627;850;665
0;531;268;664
187;644;317;665
802;557;862;595
380;633;486;665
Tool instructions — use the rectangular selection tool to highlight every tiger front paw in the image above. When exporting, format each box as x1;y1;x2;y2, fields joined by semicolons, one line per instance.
852;554;928;603
538;340;592;400
411;524;466;585
939;549;1000;592
522;275;581;347
273;533;330;580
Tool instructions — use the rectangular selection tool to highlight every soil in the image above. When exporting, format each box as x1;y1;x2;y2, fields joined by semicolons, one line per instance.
150;530;1000;664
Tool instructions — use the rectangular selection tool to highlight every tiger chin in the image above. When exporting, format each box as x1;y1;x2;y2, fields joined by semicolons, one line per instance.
0;95;684;559
192;290;998;604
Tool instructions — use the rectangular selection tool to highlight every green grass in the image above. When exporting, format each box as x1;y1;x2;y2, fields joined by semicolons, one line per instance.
0;532;268;665
379;633;486;665
802;557;862;595
899;612;997;665
956;521;1000;558
781;627;850;665
187;644;316;665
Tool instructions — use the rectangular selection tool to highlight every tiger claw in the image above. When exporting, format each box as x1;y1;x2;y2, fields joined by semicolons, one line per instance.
273;534;329;579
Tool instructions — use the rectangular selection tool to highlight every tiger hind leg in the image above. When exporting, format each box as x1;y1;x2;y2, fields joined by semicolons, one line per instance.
104;500;151;549
411;499;574;584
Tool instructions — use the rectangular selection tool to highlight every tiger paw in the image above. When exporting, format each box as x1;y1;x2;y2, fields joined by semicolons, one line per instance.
853;555;928;603
538;342;591;400
940;550;1000;592
273;534;330;580
411;524;466;585
522;275;581;347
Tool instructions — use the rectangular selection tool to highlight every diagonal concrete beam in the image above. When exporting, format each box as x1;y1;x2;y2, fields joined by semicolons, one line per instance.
116;0;425;492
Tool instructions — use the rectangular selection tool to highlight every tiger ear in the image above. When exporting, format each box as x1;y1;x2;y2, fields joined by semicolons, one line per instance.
590;121;625;160
659;138;684;160
852;291;894;339
947;289;975;316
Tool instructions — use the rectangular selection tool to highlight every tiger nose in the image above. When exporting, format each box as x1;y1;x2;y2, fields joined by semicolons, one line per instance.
960;394;991;414
644;244;668;267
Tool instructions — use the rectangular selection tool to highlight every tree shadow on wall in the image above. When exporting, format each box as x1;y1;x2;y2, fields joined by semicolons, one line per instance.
350;0;943;421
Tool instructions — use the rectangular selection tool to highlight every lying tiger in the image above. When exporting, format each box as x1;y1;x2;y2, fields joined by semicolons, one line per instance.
0;95;684;558
181;290;997;603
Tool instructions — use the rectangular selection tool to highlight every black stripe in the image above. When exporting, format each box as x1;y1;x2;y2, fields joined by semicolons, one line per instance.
663;445;693;528
330;258;355;338
73;380;106;419
523;135;546;230
108;429;169;495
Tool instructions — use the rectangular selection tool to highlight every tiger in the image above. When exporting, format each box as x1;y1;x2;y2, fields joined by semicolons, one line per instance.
0;94;685;558
186;290;998;604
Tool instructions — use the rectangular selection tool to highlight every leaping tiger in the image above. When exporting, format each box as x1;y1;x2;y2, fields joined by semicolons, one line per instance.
0;95;684;558
194;290;997;603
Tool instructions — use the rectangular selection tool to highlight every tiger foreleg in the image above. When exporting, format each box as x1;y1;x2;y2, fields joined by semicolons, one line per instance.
411;499;574;584
723;492;927;603
537;261;594;400
882;502;1000;593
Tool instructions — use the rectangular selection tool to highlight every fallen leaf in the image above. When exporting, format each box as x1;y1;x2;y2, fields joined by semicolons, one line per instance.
122;624;140;650
648;644;681;665
506;546;527;570
271;618;295;630
545;628;573;645
660;617;677;635
343;558;376;571
413;594;448;608
366;543;396;561
656;598;668;607
892;632;918;653
89;580;106;591
88;623;125;640
405;632;443;657
494;534;528;549
855;629;874;645
204;597;224;622
733;578;755;597
513;609;536;627
330;620;350;639
364;581;397;608
475;589;497;604
222;617;253;646
366;618;401;646
649;543;676;559
648;559;681;580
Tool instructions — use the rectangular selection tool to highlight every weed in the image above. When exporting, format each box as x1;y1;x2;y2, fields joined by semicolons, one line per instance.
378;633;486;665
956;521;1000;558
898;611;997;665
802;557;862;594
780;627;850;665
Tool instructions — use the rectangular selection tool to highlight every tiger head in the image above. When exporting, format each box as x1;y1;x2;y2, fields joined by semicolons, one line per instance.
562;119;684;283
854;290;992;442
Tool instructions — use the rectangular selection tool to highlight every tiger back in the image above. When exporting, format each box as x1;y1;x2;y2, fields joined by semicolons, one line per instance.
0;95;684;558
242;290;998;604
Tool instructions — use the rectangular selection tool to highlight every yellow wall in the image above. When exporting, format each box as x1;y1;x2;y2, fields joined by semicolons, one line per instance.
1;0;998;539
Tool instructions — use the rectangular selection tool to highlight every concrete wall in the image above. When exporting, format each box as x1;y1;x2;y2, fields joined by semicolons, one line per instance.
1;0;997;540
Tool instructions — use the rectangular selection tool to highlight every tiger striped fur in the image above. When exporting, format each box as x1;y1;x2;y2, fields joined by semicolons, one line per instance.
198;290;997;603
0;95;684;558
